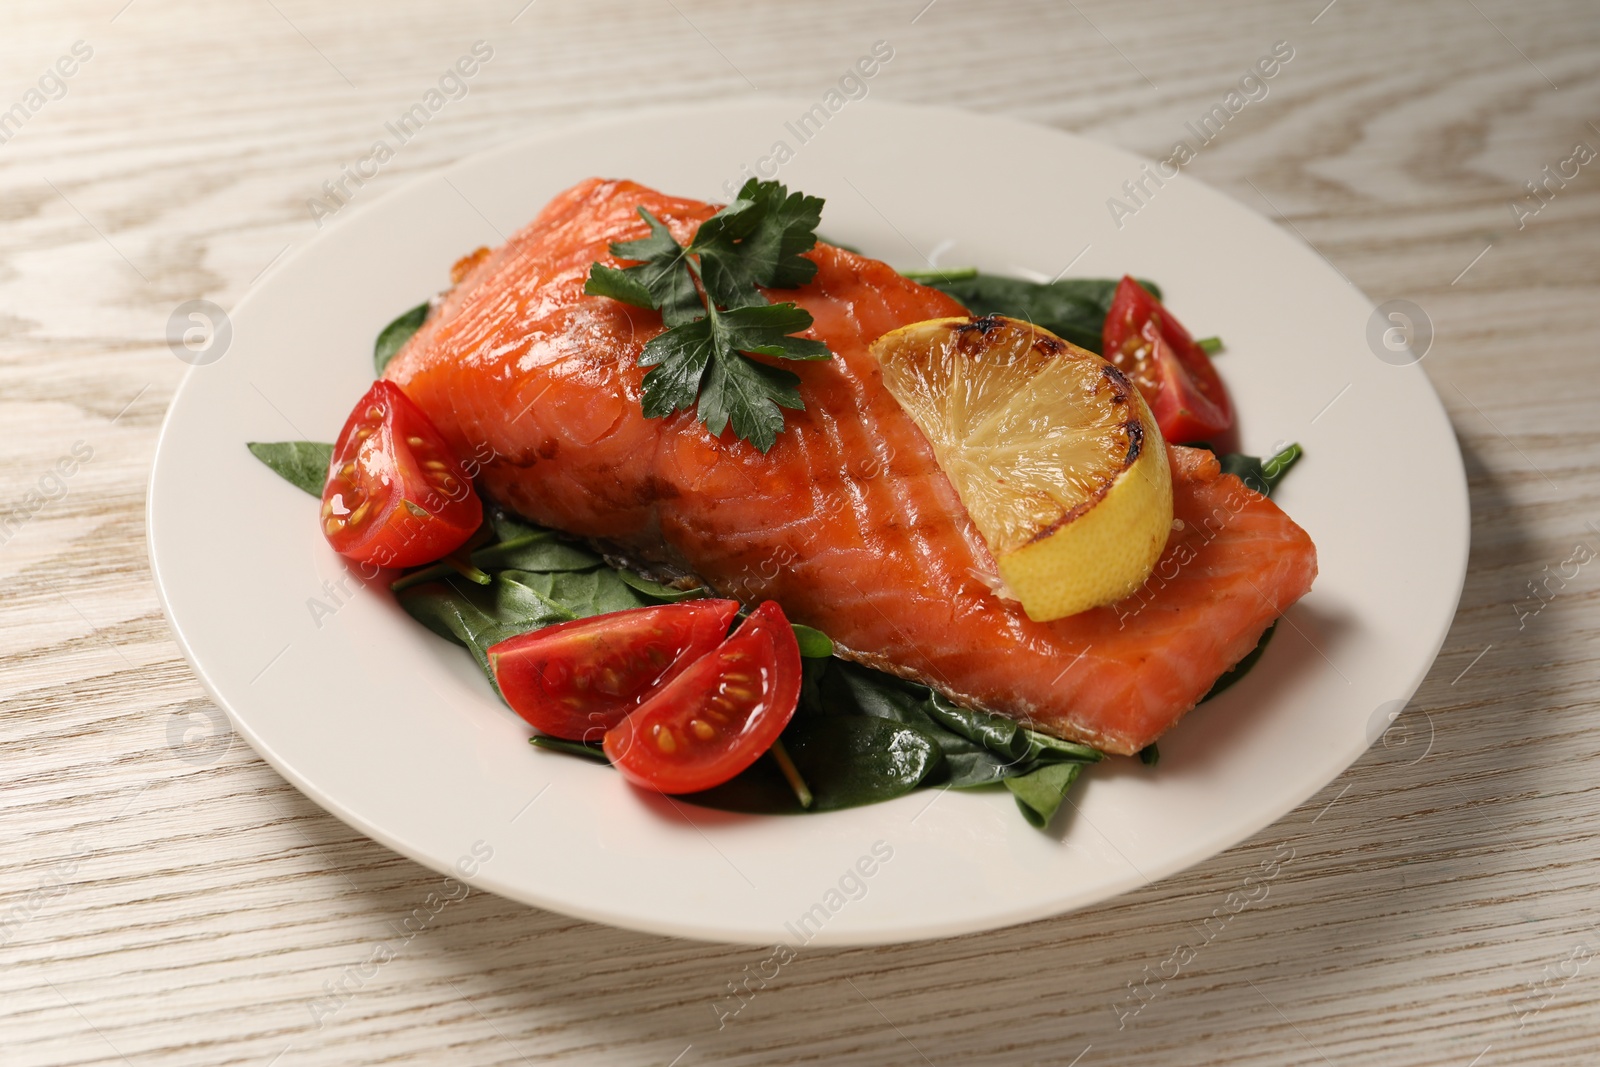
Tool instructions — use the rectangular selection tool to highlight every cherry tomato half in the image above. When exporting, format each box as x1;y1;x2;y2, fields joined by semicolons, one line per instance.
321;380;482;568
1102;275;1232;443
603;601;803;795
487;599;741;742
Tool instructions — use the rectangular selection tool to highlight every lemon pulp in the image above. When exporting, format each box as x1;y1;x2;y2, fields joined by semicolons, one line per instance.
872;315;1173;621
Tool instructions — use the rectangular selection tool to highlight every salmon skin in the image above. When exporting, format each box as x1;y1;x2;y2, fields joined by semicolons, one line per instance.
385;178;1317;755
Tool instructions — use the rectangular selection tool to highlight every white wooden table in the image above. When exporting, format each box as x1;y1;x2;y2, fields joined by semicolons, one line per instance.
4;1;1598;1063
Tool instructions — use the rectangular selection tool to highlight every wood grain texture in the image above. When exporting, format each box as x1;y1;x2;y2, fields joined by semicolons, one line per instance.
2;0;1597;1063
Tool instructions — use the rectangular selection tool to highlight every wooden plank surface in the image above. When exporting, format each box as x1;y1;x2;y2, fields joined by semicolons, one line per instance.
2;0;1597;1063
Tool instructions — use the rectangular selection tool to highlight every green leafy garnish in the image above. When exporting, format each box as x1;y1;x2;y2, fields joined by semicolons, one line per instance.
584;179;833;453
383;508;1102;828
247;441;332;496
906;272;1161;354
529;735;609;762
1196;336;1224;354
1218;443;1303;497
374;302;429;374
790;624;834;659
899;266;977;284
1005;762;1087;828
617;570;708;603
1202;624;1275;702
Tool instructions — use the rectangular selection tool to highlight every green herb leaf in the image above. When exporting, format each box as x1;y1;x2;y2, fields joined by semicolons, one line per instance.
591;209;703;326
583;263;656;308
586;181;833;451
247;441;332;497
692;179;824;306
638;317;716;418
1139;742;1161;766
696;344;805;452
1196;336;1224;354
718;303;831;360
374;302;429;375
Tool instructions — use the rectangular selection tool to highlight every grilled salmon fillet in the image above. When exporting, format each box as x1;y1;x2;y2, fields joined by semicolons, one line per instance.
385;178;1317;754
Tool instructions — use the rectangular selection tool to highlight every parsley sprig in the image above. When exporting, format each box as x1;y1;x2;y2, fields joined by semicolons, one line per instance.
584;180;832;452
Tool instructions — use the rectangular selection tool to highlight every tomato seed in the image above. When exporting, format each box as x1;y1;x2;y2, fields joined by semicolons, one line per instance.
689;719;715;741
655;726;677;753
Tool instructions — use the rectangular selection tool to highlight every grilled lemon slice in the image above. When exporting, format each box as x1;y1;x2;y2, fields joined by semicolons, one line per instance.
873;315;1172;621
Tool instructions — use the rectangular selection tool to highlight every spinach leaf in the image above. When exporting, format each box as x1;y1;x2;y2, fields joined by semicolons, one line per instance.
617;570;709;602
501;567;652;619
529;736;608;762
481;539;604;573
1201;623;1275;702
1005;762;1086;828
374;302;430;374
396;574;573;677
790;624;834;658
688;716;940;814
247;441;332;497
906;273;1161;354
393;508;1102;827
1218;443;1303;497
780;658;1100;802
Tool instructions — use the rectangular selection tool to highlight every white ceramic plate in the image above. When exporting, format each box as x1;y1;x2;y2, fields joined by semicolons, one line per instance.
149;100;1468;945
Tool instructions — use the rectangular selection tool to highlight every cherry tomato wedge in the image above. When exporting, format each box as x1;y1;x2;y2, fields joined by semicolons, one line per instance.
603;601;802;795
487;600;741;742
1102;275;1232;443
321;380;482;568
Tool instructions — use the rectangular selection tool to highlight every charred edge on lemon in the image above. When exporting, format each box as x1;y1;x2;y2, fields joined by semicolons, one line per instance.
957;315;1008;338
1020;478;1116;547
1125;419;1144;464
1094;364;1144;464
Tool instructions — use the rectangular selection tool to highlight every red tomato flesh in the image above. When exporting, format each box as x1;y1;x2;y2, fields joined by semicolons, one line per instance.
321;380;482;568
1102;275;1232;443
488;600;741;742
603;601;803;795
